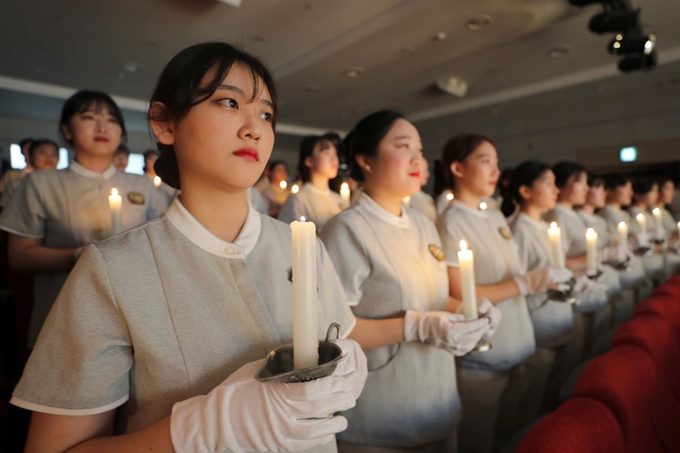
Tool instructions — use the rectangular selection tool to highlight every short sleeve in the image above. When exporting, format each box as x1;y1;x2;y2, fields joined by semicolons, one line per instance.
0;174;46;238
0;179;18;208
11;245;133;415
277;194;303;224
319;215;371;306
316;238;357;338
435;212;463;267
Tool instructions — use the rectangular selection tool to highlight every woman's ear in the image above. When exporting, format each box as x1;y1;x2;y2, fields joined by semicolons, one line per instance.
60;123;72;142
356;155;372;173
450;161;464;179
304;156;314;170
149;102;175;145
518;185;531;201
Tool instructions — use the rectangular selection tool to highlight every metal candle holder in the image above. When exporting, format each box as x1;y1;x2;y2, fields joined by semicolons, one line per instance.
256;323;343;383
547;278;578;304
603;256;631;271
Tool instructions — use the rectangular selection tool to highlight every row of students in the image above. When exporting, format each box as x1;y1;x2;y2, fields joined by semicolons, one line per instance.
10;42;502;453
0;139;60;208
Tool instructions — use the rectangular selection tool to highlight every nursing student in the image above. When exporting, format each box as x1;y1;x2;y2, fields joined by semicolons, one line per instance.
0;139;60;209
436;134;570;453
278;135;344;231
262;160;291;216
0;90;169;349
545;162;614;360
144;148;179;204
407;156;437;223
10;42;370;453
321;111;499;453
628;177;667;283
508;162;575;423
656;177;680;274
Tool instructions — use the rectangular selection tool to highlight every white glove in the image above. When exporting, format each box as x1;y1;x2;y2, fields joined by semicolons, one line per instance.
513;266;574;296
477;299;502;339
404;310;490;356
630;232;650;249
170;339;368;453
573;275;609;293
598;245;630;264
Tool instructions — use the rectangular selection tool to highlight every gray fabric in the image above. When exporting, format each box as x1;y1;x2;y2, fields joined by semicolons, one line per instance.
321;193;459;448
278;183;343;231
0;176;22;208
337;431;457;453
409;191;437;223
0;166;168;347
437;201;535;371
12;212;354;453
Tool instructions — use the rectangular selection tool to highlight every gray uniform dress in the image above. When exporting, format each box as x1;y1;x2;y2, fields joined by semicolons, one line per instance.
628;206;667;282
321;193;460;451
436;201;535;453
0;162;169;347
0;167;31;193
409;191;437;223
10;198;355;453
510;213;578;416
278;183;343;232
0;177;23;208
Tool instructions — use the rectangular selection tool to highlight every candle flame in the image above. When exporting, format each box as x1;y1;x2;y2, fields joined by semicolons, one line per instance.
291;184;299;194
653;207;660;215
446;193;454;201
153;176;161;187
300;216;306;222
111;188;118;197
479;201;487;210
460;240;468;252
618;221;626;228
280;181;288;189
636;213;645;221
586;227;596;237
340;182;349;192
550;222;558;230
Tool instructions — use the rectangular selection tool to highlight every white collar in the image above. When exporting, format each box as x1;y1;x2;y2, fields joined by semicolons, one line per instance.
357;192;410;228
555;203;579;219
451;199;488;218
69;160;117;180
303;183;331;196
518;212;547;229
165;197;261;258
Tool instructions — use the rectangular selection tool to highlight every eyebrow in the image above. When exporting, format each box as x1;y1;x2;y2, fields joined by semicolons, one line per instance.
217;84;274;109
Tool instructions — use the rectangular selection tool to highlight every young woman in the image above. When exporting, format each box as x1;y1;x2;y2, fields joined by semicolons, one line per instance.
0;139;60;208
655;177;678;235
545;162;616;361
408;156;437;223
436;134;570;453
144;148;179;204
508;161;575;423
629;177;666;283
278;135;344;230
0;137;34;195
112;144;130;171
321;111;498;453
0;91;169;349
10;43;369;453
261;160;290;216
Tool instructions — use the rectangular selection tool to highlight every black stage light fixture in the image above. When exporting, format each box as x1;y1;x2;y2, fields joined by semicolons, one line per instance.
589;9;639;34
609;33;656;55
618;51;657;72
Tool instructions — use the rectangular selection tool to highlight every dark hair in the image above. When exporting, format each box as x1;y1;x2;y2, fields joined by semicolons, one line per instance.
60;90;127;147
19;138;34;149
552;161;586;189
348;110;406;182
440;133;495;189
604;174;631;190
27;139;59;159
149;42;278;190
297;136;335;183
509;161;551;205
143;149;160;160
269;160;287;174
632;176;657;195
587;173;604;188
656;175;673;188
115;144;130;156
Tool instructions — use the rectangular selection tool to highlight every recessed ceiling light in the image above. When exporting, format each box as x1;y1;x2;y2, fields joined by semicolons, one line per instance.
546;45;570;58
121;62;140;73
464;15;493;31
344;67;365;78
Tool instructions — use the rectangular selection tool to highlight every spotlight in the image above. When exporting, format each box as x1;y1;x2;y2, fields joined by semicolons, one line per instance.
618;51;657;73
589;9;639;34
609;33;656;55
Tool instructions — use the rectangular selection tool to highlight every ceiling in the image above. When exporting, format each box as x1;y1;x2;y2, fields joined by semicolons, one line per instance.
1;0;679;162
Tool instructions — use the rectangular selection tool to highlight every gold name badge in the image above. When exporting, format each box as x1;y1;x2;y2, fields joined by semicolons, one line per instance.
428;244;446;262
499;227;512;240
127;191;145;205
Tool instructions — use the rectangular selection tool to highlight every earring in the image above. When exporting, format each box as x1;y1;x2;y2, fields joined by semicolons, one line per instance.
366;165;371;171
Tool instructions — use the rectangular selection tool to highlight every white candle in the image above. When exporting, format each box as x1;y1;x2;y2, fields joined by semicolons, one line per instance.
636;213;647;234
340;182;350;208
677;221;680;240
479;201;487;211
109;188;122;236
291;184;300;195
403;196;411;207
617;221;628;249
586;228;598;273
548;222;565;268
291;216;318;370
153;176;162;188
458;240;478;320
652;207;662;227
279;180;288;190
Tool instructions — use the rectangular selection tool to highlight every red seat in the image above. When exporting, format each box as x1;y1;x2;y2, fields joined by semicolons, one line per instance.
516;397;624;453
573;345;665;452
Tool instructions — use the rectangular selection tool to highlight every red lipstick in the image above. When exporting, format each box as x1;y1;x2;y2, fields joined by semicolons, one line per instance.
233;148;259;162
409;171;421;178
94;137;109;143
